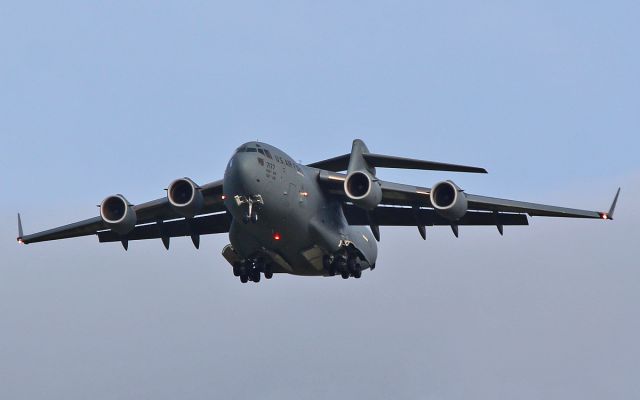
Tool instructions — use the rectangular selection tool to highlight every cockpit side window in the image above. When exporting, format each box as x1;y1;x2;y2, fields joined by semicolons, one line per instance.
235;146;246;153
264;150;273;159
258;149;265;155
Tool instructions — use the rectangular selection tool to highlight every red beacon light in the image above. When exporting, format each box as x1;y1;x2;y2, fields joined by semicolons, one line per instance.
273;232;281;241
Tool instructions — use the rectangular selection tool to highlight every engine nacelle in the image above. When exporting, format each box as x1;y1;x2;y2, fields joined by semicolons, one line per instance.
100;194;137;234
430;180;468;220
344;171;382;210
168;177;204;217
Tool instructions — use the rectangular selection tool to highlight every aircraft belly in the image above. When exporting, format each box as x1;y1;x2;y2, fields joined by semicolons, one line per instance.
225;170;325;275
223;147;377;276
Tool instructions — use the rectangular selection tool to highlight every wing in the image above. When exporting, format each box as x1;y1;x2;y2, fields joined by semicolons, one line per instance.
318;171;619;231
17;179;228;249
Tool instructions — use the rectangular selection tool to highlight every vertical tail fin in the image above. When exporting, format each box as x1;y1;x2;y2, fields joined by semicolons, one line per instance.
347;139;375;176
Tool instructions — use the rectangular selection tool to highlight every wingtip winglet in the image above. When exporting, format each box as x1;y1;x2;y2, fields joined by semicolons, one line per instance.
17;213;25;244
607;187;621;220
599;188;620;221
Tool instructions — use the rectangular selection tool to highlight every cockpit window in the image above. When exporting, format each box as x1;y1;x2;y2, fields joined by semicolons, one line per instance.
246;148;257;152
235;146;246;153
264;150;273;159
257;148;265;155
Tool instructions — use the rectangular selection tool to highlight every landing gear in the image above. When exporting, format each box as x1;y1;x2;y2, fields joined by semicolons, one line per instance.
236;257;273;283
323;255;336;276
235;195;263;224
324;248;369;279
263;262;273;279
250;269;261;283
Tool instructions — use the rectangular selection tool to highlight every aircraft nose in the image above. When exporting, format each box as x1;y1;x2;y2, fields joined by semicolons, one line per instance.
225;153;257;194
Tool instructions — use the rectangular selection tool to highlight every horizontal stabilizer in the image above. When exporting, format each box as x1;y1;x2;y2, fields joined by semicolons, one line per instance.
308;153;487;174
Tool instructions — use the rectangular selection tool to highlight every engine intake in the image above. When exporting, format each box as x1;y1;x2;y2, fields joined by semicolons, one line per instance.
168;177;204;217
344;171;382;210
430;180;468;220
100;194;137;234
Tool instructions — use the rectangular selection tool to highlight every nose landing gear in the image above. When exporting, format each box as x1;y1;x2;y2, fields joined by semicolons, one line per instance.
234;195;264;224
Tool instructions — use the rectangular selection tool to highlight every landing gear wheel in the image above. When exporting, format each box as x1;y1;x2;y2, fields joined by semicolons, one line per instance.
352;269;362;279
263;262;273;279
250;270;261;283
336;258;347;274
348;258;357;272
232;263;241;277
240;274;249;283
323;255;336;276
323;255;331;267
341;271;349;279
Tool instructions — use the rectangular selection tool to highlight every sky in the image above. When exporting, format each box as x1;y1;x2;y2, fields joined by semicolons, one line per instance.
1;1;639;399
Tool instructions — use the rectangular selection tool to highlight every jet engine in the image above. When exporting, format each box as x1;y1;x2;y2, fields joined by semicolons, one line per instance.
430;180;468;220
167;177;204;217
100;194;137;234
344;171;382;210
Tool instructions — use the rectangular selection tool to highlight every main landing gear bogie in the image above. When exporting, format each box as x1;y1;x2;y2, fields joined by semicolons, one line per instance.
323;252;367;279
234;258;273;283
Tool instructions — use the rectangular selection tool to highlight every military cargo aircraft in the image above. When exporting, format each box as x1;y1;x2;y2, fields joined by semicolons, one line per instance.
17;139;619;283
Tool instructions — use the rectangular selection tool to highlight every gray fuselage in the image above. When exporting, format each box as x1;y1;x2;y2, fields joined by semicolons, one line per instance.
222;142;377;276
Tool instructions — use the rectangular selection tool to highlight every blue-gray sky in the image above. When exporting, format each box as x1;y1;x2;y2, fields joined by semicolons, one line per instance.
1;1;638;399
